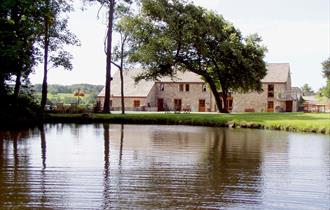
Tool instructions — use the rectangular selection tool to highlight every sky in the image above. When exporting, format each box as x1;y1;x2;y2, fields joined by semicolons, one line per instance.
30;0;330;91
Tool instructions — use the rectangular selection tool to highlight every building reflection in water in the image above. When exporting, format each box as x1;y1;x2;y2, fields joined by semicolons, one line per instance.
131;127;265;209
0;125;329;209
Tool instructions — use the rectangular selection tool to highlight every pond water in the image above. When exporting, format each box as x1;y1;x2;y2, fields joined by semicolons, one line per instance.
0;124;329;209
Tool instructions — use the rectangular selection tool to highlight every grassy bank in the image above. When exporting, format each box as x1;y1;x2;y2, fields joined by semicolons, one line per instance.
45;112;330;134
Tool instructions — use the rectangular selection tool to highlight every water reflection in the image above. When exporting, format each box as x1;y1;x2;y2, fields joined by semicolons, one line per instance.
206;129;264;207
119;124;124;166
103;123;111;210
39;125;47;169
0;125;329;209
0;128;34;208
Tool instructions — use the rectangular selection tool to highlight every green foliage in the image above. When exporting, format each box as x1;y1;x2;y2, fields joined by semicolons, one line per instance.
39;0;80;110
322;57;330;79
0;90;41;123
320;57;330;99
320;80;330;98
40;0;80;71
301;83;314;96
33;84;103;105
0;0;44;97
33;84;103;94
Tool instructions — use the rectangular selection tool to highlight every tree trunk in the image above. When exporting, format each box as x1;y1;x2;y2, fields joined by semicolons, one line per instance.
13;69;21;100
0;75;6;97
221;90;229;113
120;37;125;114
119;68;125;114
41;3;50;111
103;0;115;113
203;75;222;112
12;3;20;103
218;76;229;113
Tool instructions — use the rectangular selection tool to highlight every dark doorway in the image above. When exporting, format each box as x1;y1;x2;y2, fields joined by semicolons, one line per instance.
267;101;274;112
286;101;293;112
199;99;206;112
174;99;182;111
158;98;164;111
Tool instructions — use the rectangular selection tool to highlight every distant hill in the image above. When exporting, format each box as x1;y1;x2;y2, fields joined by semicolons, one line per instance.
32;84;104;105
33;84;103;94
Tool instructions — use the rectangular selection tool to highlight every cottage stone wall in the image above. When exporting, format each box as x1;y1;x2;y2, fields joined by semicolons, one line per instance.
98;96;149;111
111;97;148;110
232;83;290;112
146;85;157;107
232;88;267;112
274;83;286;110
155;82;212;112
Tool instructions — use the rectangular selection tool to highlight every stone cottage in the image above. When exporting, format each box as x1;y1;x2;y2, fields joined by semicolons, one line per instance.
97;63;298;112
97;70;213;112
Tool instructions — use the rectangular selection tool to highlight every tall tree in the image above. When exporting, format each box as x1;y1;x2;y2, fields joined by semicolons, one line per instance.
40;0;80;110
301;83;314;96
85;0;133;113
126;0;267;112
0;0;43;101
321;57;330;98
103;0;115;113
207;33;267;112
322;57;330;79
111;2;134;114
85;0;115;113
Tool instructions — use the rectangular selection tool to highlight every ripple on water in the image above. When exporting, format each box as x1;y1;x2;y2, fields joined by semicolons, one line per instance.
0;125;329;209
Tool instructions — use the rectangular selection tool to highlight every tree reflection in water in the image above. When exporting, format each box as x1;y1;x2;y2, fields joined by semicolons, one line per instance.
0;125;328;209
133;127;265;209
102;123;111;209
0;128;34;208
119;124;124;166
39;125;48;208
39;125;47;169
204;129;263;207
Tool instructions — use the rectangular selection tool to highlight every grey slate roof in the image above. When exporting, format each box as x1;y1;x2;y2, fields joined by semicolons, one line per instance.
98;69;154;97
262;63;290;83
158;71;204;83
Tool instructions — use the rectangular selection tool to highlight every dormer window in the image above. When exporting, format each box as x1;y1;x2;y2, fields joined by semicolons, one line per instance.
202;84;207;92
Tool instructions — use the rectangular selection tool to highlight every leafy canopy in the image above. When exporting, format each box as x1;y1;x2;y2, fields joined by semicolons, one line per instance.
125;0;267;112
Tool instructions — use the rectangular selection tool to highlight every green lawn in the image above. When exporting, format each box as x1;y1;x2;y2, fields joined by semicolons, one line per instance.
47;112;330;134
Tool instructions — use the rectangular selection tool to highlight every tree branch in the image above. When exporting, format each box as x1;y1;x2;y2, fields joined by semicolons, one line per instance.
111;60;121;69
97;3;105;20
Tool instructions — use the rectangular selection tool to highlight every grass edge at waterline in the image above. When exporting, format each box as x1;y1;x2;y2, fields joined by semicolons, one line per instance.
44;112;330;135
